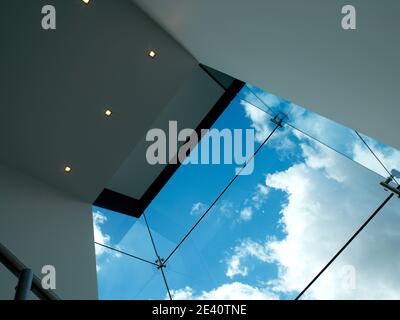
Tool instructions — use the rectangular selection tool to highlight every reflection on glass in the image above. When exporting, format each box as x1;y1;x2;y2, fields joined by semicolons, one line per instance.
354;132;400;184
92;206;156;263
307;192;400;299
162;123;388;300
240;84;400;181
144;96;276;259
236;85;275;117
94;83;400;300
95;245;166;300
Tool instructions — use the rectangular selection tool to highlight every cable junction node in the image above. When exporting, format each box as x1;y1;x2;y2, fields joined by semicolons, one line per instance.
271;112;287;128
155;257;166;270
380;175;400;198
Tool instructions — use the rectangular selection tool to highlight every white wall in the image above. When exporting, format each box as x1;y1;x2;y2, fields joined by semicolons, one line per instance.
0;163;98;300
107;65;225;199
134;0;400;151
0;0;198;203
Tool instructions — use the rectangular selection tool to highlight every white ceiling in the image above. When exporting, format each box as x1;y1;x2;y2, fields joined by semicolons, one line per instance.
0;0;205;202
107;66;224;199
2;0;399;205
134;0;400;151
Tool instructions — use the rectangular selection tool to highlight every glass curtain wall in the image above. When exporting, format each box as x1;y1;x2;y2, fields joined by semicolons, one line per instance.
94;84;400;300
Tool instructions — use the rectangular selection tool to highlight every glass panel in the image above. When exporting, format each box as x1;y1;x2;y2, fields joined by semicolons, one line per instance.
95;83;400;300
236;85;276;117
93;206;156;263
201;65;235;90
239;84;396;181
95;245;166;300
306;192;400;299
144;96;277;259
160;124;389;300
354;132;400;184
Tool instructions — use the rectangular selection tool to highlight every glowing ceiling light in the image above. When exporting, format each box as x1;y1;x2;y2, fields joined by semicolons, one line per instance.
148;50;157;58
64;166;72;173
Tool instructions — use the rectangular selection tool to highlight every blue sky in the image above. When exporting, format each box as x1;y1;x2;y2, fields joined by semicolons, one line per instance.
93;85;400;300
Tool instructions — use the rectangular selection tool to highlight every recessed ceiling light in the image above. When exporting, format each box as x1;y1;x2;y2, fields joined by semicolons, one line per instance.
82;0;90;4
104;109;112;117
64;166;72;173
148;50;157;58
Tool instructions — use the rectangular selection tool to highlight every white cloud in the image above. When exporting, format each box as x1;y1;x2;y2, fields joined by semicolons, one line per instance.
251;183;269;209
239;207;253;222
240;100;295;154
287;101;400;182
352;135;400;180
289;105;344;146
232;88;400;299
262;139;400;299
170;282;278;300
245;85;282;111
190;201;236;219
227;254;248;278
169;286;194;300
301;143;346;183
219;200;235;216
190;202;208;216
93;211;111;256
242;100;272;143
214;133;400;299
93;211;122;262
226;239;272;278
237;184;270;223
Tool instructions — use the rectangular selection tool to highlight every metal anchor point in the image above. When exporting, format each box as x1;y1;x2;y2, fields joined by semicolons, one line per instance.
155;256;166;269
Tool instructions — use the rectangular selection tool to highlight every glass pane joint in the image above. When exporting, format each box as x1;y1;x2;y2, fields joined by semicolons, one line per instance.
380;176;400;198
155;257;166;270
271;112;287;128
